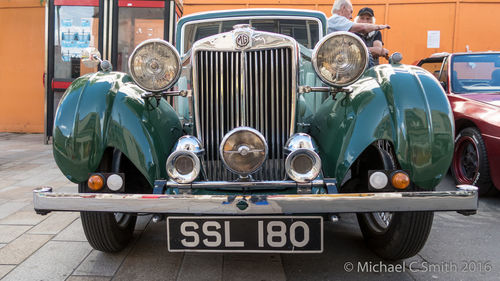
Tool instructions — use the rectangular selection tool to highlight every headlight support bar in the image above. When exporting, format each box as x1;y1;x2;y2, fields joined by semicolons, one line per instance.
298;86;352;95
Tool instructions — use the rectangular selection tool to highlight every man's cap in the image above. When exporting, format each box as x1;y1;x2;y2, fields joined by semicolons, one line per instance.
357;7;374;17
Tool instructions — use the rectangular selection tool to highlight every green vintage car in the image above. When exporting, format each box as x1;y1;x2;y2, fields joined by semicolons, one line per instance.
34;9;478;260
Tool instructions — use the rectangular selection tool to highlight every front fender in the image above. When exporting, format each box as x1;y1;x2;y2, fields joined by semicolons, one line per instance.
311;64;454;189
53;72;183;186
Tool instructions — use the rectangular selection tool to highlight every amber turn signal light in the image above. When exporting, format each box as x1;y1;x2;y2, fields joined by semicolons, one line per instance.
392;172;410;190
88;174;105;191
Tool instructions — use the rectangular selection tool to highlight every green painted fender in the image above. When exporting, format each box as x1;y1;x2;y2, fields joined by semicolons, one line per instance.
310;64;454;189
52;72;183;187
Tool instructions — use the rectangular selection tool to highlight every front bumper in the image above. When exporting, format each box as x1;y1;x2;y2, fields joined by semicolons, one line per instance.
33;185;478;215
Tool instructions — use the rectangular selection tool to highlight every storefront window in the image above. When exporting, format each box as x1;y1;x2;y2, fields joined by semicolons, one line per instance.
117;7;164;73
54;6;100;79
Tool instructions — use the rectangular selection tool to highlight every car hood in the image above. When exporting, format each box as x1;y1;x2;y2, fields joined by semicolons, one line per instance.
461;93;500;107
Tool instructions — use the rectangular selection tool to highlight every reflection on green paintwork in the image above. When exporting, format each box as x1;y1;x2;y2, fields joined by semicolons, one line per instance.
53;72;182;186
310;64;454;189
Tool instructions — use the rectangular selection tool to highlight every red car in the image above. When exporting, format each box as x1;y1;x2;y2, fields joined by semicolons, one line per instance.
417;52;500;195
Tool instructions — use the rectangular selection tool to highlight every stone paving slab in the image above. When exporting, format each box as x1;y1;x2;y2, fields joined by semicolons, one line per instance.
0;233;52;264
16;171;65;188
30;156;55;165
0;201;29;220
112;222;183;281
53;219;87;242
0;244;6;249
53;185;78;193
49;178;74;189
0;180;19;190
73;245;134;277
176;253;223;281
0;186;41;202
1;241;93;281
223;253;286;281
0;225;31;243
0;265;15;280
66;276;111;281
7;164;46;181
135;215;152;231
28;212;79;235
413;217;500;281
0;209;49;225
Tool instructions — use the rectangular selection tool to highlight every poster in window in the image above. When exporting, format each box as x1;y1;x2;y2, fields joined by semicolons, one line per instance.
60;18;94;62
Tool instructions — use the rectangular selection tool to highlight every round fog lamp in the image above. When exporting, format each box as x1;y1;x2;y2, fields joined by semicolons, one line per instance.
220;127;267;176
166;151;200;184
174;155;195;175
285;149;321;183
369;172;388;190
292;154;313;174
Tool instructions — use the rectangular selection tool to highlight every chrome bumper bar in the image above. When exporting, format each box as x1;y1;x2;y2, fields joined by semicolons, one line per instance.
33;185;478;215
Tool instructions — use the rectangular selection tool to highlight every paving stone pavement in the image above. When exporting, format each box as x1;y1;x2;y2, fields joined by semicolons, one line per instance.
0;132;499;281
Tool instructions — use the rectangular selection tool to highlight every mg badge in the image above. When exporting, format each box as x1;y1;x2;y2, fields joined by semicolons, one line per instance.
236;33;250;48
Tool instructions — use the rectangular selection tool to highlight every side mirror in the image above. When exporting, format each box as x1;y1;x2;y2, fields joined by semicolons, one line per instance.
389;52;403;64
81;48;101;68
81;48;112;72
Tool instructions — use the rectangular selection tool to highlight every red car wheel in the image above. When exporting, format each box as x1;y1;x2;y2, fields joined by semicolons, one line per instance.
451;127;494;195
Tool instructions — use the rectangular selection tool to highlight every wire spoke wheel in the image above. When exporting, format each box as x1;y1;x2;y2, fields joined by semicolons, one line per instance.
363;212;393;234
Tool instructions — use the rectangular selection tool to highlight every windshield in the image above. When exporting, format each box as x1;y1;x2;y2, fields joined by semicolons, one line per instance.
182;18;320;54
451;54;500;93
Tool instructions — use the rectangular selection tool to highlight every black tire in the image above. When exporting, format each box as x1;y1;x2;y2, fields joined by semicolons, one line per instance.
79;149;136;252
357;210;434;260
354;144;434;260
451;127;495;196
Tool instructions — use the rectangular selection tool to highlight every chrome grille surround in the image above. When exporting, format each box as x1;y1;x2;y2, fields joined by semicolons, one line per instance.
191;27;299;181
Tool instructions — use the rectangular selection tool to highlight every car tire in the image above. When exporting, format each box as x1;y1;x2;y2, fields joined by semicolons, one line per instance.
357;210;434;260
451;127;495;196
79;149;136;252
354;144;434;260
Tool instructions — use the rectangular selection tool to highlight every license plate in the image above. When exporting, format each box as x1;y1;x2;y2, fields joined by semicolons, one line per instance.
167;216;323;253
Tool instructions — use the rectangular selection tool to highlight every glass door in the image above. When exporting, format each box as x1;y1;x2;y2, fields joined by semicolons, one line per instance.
112;1;166;73
53;0;102;81
45;0;182;141
111;0;183;72
45;0;103;142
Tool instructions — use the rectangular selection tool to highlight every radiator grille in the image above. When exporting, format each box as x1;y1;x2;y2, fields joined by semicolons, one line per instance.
195;48;293;181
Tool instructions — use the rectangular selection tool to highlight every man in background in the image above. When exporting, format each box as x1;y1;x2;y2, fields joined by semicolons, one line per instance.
328;0;390;34
355;7;389;65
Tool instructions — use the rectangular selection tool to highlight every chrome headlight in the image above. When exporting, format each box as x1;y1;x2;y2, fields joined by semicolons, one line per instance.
166;136;203;184
128;39;181;92
285;133;321;183
220;127;267;177
312;31;369;87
